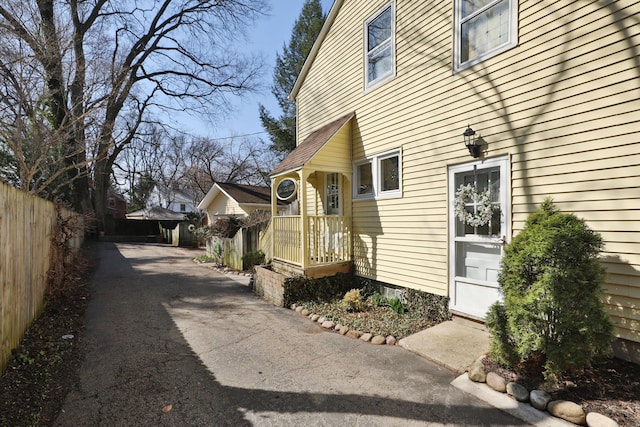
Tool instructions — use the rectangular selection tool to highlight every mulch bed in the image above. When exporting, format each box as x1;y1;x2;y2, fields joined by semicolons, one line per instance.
0;256;91;427
483;356;640;426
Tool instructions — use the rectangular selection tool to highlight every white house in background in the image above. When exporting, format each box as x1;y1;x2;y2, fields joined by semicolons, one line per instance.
147;185;197;214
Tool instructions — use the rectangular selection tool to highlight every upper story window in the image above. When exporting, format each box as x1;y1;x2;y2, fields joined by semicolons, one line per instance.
180;203;186;212
454;0;517;72
365;3;395;91
354;149;402;200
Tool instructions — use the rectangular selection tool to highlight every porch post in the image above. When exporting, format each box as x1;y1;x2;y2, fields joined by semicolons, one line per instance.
298;169;309;268
271;176;279;262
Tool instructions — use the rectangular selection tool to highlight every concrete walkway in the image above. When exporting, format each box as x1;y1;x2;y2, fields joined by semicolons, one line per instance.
57;242;527;426
400;317;490;375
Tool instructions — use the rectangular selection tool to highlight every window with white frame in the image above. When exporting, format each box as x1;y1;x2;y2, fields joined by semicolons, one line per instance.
354;149;402;199
454;0;517;72
365;3;395;90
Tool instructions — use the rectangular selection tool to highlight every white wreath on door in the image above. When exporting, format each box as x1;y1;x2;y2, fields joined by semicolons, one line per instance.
454;183;493;227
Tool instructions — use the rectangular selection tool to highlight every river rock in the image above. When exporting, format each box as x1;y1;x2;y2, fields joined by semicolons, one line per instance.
586;412;618;427
301;308;310;316
310;314;320;322
530;390;551;410
360;333;373;342
506;382;529;402
386;335;397;345
321;320;335;329
295;306;304;313
371;335;386;345
468;363;486;383
548;400;586;425
339;325;349;335
486;372;507;392
346;329;363;339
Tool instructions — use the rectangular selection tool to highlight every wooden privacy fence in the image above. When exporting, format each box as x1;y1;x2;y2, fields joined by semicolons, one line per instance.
0;182;84;375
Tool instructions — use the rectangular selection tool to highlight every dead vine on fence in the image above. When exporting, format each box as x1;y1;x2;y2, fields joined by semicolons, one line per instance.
46;202;90;301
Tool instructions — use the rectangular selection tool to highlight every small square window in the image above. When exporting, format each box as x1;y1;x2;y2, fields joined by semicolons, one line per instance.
180;204;186;212
365;3;395;90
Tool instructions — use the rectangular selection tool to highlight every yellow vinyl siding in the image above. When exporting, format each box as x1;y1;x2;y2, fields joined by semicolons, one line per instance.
207;195;247;218
295;0;640;341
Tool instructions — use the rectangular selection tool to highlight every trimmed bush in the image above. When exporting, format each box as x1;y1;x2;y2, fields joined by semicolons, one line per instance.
487;199;614;379
282;272;355;307
242;250;265;270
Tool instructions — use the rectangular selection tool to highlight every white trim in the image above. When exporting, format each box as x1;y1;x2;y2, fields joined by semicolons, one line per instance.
364;1;396;92
353;148;403;200
448;156;511;319
453;0;518;73
290;0;345;101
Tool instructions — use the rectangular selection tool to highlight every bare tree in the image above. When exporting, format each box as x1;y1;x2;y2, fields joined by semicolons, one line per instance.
0;0;267;230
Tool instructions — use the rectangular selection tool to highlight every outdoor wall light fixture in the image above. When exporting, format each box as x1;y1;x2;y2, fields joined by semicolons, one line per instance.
463;125;481;158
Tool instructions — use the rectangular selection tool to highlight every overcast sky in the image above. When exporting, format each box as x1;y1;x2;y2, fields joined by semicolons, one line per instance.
177;0;335;141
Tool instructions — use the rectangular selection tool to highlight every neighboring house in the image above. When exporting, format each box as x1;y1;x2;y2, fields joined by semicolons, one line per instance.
106;190;127;219
198;182;281;269
198;182;280;223
263;1;640;363
125;206;186;221
147;185;197;214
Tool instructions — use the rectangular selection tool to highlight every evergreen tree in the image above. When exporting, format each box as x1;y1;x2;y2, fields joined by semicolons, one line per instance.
127;173;156;213
259;0;325;156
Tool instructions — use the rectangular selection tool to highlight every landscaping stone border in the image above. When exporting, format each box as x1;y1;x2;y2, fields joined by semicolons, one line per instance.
466;355;620;427
291;303;398;346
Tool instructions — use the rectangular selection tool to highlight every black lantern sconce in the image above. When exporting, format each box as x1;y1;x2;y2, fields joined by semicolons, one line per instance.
463;125;481;158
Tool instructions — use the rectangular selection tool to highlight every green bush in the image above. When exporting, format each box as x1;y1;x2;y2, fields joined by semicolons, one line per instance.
389;297;404;314
282;272;355;307
486;199;614;379
242;250;265;270
370;292;388;307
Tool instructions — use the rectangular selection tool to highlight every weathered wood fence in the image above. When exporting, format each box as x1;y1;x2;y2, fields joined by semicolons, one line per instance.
0;182;84;375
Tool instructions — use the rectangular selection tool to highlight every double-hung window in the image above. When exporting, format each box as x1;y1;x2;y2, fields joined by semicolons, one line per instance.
354;149;402;199
365;3;395;90
454;0;517;72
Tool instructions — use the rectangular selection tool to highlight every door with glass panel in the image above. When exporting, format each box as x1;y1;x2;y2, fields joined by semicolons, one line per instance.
448;158;509;319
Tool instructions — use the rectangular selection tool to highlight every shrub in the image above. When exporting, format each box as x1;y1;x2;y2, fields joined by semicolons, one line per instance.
342;289;367;312
370;292;388;307
486;199;614;379
282;272;355;307
389;297;404;314
242;250;265;270
211;216;242;238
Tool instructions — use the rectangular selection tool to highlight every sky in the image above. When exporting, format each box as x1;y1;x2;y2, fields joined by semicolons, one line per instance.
180;0;335;141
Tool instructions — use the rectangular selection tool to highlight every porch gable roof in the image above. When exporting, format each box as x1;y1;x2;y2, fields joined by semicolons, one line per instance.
269;112;355;177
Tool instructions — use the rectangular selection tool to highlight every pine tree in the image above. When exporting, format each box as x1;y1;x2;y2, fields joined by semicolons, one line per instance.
259;0;325;156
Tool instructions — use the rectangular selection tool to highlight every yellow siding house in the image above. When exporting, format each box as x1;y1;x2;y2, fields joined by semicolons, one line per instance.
265;0;640;363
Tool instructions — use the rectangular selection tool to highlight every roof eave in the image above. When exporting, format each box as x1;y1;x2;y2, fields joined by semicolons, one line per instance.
197;184;221;210
289;0;344;101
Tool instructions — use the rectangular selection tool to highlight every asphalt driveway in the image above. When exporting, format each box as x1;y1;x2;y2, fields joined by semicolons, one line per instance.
56;242;526;426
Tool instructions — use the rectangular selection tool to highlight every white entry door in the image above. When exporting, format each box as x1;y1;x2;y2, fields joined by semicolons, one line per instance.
448;157;510;320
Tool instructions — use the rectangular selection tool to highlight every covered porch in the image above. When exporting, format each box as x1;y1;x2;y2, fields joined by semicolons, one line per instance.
261;113;355;278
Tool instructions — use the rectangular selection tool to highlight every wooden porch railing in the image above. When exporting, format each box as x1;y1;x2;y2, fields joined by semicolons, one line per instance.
259;219;273;262
273;216;302;265
267;215;351;267
308;215;351;265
